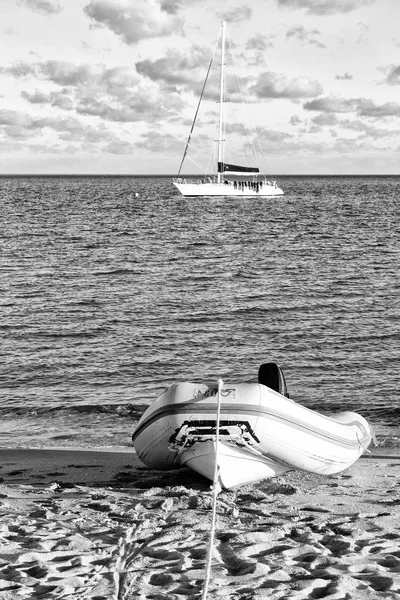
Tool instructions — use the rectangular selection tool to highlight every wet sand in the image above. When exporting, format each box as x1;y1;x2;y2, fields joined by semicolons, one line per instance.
0;447;399;599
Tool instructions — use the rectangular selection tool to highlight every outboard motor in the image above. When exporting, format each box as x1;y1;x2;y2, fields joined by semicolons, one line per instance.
258;362;290;398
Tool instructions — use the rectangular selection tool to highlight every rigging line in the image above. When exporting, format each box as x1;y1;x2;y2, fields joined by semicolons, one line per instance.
226;34;259;169
227;33;265;172
202;378;224;600
217;20;226;182
186;155;208;173
205;141;214;177
177;32;221;178
225;90;253;163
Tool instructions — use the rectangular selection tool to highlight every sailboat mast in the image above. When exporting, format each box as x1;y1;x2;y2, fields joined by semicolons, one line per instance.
217;21;226;184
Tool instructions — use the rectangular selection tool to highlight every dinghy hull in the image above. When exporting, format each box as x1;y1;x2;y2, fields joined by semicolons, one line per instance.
132;382;372;489
180;439;290;489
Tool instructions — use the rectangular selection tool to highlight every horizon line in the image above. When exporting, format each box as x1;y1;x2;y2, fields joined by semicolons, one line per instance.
1;173;400;177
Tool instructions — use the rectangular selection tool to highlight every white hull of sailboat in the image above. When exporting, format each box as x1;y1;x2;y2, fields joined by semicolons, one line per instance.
173;181;284;197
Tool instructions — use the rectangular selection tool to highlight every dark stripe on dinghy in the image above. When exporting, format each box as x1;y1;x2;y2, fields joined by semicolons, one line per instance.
132;403;368;449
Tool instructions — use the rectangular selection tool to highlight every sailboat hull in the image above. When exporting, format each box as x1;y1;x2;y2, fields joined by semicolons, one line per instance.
173;181;284;197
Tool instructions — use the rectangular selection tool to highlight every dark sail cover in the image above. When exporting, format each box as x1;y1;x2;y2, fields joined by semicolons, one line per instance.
218;162;260;173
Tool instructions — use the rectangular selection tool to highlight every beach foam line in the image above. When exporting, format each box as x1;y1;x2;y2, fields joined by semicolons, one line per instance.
0;445;137;453
362;454;400;459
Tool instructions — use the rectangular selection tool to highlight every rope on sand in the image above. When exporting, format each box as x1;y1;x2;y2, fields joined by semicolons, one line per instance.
201;378;224;600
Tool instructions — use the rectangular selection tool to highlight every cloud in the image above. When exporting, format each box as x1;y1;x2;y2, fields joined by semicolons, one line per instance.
0;110;34;135
1;62;36;78
244;34;275;65
38;62;140;94
0;108;140;156
259;128;292;143
305;95;400;118
251;71;323;99
17;0;62;14
21;89;74;110
335;72;353;80
3;58;184;123
136;128;182;153
309;113;400;142
277;0;375;15
135;46;245;101
357;99;400;117
340;118;398;138
386;65;400;85
255;128;299;154
290;115;302;125
286;25;325;48
83;0;183;44
136;50;323;103
218;5;252;23
2;60;139;92
304;96;357;112
75;88;184;123
312;113;339;125
0;108;112;142
160;0;184;14
135;46;210;90
246;34;274;52
102;140;135;154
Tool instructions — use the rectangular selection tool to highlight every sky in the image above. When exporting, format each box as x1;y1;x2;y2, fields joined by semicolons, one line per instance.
1;0;400;175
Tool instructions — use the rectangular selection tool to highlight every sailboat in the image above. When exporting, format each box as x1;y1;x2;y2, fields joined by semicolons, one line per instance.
172;21;284;198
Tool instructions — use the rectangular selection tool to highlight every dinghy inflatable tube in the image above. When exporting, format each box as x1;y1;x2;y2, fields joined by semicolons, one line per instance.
132;380;373;489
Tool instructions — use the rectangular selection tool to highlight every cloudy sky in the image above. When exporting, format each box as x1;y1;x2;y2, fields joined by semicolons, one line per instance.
1;0;399;174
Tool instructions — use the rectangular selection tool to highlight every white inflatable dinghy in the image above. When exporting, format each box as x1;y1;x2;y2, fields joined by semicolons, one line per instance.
132;363;373;489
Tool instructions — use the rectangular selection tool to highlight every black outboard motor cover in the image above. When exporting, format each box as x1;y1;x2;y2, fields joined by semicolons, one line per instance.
258;362;290;398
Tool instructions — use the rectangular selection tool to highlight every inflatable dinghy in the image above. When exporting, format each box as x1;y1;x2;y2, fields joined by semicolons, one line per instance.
132;364;373;489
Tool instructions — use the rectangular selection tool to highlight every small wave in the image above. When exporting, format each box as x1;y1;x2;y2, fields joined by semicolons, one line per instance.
304;401;400;427
93;268;136;276
375;435;400;449
66;299;101;306
35;328;108;339
0;403;147;419
70;403;146;418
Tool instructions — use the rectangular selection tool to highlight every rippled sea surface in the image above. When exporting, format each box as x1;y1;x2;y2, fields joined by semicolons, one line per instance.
1;175;399;448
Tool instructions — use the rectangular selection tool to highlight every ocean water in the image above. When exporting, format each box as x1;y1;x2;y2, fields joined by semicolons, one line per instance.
1;175;399;450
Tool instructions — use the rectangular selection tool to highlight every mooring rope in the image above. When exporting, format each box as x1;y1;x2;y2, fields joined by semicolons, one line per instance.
201;378;224;600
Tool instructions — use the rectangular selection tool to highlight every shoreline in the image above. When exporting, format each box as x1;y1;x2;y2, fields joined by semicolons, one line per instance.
1;447;399;598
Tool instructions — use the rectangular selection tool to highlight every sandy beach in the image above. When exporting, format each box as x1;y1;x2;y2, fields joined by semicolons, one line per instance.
0;447;399;599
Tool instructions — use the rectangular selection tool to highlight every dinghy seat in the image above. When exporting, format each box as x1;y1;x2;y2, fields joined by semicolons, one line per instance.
258;362;290;398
